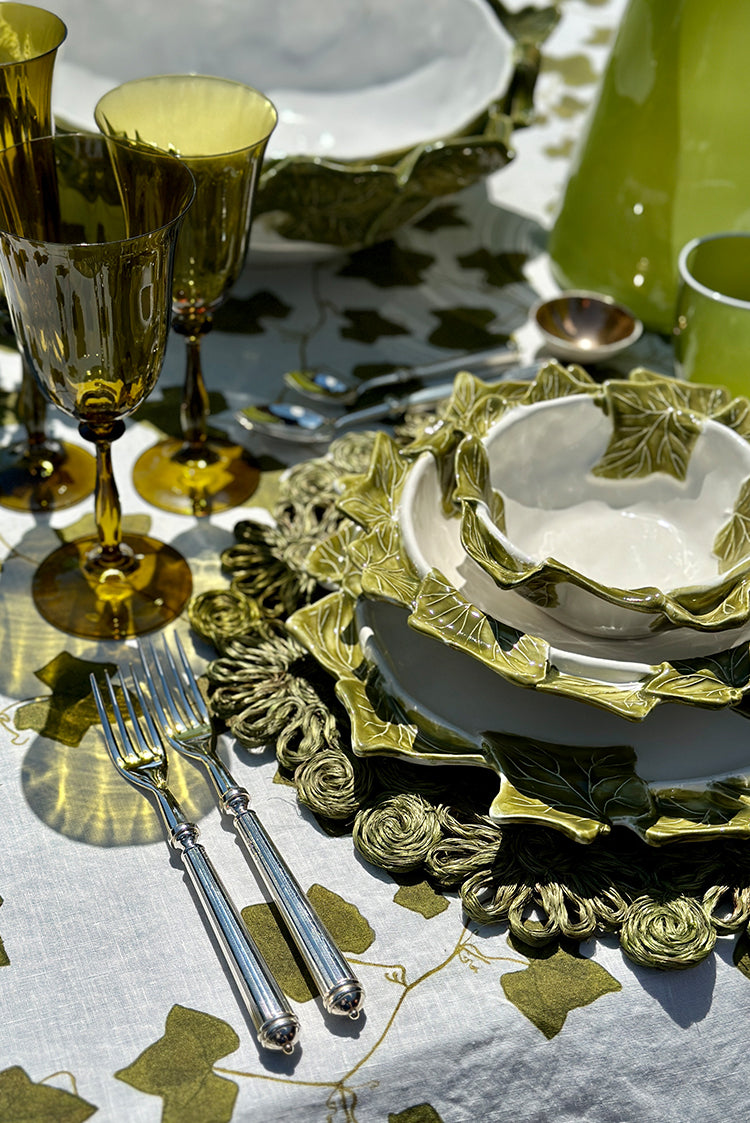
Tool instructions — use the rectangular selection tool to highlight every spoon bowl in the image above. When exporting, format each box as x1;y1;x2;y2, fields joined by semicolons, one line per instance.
532;290;643;363
284;345;519;406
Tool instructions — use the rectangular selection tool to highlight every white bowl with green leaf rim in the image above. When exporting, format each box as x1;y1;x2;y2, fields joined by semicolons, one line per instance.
296;362;750;724
409;369;750;638
51;0;545;258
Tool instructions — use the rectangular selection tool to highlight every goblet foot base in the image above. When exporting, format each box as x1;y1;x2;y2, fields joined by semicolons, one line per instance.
32;533;193;640
0;440;96;512
132;435;260;516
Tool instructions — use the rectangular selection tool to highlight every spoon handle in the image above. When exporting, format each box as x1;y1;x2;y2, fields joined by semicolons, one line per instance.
351;345;519;403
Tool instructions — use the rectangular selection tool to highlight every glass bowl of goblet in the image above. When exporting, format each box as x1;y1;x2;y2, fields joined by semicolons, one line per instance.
0;132;196;639
95;74;277;517
0;1;97;512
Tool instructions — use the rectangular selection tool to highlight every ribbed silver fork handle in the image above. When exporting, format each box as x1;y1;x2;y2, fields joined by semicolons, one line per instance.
171;823;300;1052
222;790;364;1019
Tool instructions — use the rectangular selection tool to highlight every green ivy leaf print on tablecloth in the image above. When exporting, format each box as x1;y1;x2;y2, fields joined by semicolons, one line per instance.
501;938;622;1039
14;653;119;748
338;242;435;288
340;308;409;344
388;1105;445;1123
0;1067;96;1122
393;881;450;919
427;307;510;351
0;895;7;967
115;1006;240;1123
457;248;529;288
213;289;292;335
242;887;375;1003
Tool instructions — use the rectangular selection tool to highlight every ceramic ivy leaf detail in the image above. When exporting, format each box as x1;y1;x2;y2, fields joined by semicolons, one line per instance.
714;478;750;572
483;732;655;840
501;938;622;1039
115;1006;240;1123
0;1067;96;1123
645;663;743;710
336;675;421;760
336;431;409;531
305;521;364;597
454;433;506;528
286;592;363;680
644;787;750;844
525;359;596;403
14;652;119;748
410;570;549;686
593;381;703;480
355;523;421;605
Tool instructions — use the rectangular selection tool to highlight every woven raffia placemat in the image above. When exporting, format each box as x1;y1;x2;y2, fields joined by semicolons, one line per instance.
189;426;750;973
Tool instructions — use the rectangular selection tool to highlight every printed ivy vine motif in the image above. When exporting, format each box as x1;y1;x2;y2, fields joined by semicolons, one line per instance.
115;1006;240;1123
241;886;375;1004
500;936;622;1039
0;1067;96;1122
13;652;121;748
714;478;750;573
0;894;7;967
592;381;703;480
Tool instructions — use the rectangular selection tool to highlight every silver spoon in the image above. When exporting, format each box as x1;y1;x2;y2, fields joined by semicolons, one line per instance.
284;344;519;406
238;363;537;444
237;381;476;444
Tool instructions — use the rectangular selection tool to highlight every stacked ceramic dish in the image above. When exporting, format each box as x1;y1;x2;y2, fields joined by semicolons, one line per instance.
51;0;532;259
288;362;750;845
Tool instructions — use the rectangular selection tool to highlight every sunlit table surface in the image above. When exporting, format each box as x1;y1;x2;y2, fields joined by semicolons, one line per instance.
2;2;744;1121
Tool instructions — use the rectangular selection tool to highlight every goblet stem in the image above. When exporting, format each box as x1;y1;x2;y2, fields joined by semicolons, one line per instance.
18;362;63;469
175;315;215;459
79;420;135;576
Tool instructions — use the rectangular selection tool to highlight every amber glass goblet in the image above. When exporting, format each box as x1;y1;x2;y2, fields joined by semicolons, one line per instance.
0;2;96;512
94;75;277;517
0;133;196;639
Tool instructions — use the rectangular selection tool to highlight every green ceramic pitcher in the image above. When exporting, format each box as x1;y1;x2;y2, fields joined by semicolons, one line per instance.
548;0;750;334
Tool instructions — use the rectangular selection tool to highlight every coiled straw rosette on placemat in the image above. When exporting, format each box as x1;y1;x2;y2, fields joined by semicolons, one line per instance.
189;363;750;972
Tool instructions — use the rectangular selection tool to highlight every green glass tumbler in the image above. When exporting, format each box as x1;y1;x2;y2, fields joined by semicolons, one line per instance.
674;232;750;399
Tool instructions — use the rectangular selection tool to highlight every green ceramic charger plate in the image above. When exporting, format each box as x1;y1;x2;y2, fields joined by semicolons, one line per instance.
285;362;750;846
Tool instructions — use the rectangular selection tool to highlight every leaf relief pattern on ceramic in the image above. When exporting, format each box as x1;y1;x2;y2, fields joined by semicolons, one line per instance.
444;365;750;633
714;478;750;574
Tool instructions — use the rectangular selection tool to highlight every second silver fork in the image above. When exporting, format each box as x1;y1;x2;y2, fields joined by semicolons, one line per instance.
136;634;365;1021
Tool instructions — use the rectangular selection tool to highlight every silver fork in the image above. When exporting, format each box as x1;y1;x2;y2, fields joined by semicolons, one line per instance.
90;670;300;1054
135;634;365;1021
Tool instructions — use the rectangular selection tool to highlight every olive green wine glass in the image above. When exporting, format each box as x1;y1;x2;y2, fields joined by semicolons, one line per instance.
0;133;196;639
0;1;96;511
95;74;277;517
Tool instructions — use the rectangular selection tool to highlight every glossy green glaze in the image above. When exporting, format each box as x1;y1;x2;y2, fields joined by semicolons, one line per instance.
548;0;750;333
